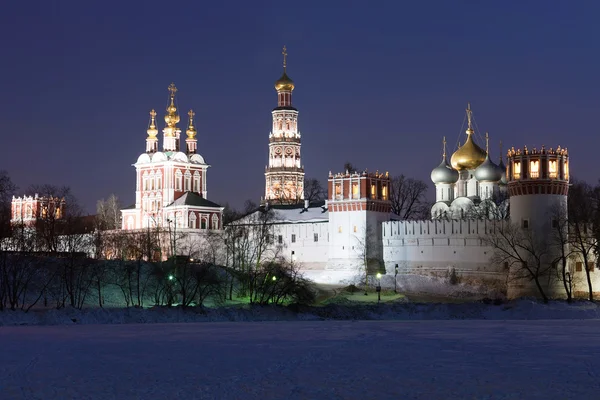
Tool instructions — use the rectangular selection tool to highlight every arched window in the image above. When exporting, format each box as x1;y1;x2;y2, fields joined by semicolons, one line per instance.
513;161;521;179
156;172;162;190
212;214;219;230
143;172;149;191
193;172;200;193
564;161;569;180
189;213;196;229
184;171;192;192
530;160;540;178
175;170;183;191
201;217;207;229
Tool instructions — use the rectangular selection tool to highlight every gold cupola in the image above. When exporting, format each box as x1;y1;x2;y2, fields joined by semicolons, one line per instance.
164;82;180;132
186;110;197;139
274;45;295;92
450;103;487;170
147;109;158;138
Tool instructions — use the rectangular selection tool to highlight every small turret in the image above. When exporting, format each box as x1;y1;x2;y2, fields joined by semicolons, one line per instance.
186;110;197;155
146;109;158;153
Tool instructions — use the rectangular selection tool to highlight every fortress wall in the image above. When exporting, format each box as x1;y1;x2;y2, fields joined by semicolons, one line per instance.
381;219;507;298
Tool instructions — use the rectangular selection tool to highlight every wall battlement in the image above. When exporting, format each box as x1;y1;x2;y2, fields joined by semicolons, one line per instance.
382;219;507;239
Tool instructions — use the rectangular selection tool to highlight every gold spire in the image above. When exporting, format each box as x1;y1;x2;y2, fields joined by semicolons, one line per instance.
466;102;473;133
186;109;197;139
164;82;180;131
275;46;295;91
147;109;158;138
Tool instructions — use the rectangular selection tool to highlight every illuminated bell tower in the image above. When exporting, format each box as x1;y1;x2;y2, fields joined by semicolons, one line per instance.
264;46;304;204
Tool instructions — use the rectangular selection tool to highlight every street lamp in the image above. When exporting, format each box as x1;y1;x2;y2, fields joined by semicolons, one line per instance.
376;272;382;304
394;264;399;293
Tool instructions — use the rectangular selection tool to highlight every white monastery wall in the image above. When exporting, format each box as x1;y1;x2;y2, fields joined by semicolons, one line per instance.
272;222;329;269
382;219;507;297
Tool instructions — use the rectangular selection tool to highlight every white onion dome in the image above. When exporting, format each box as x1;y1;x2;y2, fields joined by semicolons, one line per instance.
475;154;503;182
431;157;459;184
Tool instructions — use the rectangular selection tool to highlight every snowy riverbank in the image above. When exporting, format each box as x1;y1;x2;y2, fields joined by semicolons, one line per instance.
2;299;600;326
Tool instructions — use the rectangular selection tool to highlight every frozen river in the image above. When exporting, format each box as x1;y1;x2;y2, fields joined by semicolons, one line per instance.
1;320;600;399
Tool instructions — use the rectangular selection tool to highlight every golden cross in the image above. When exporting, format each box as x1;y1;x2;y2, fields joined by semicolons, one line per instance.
149;109;156;119
168;82;178;99
466;102;473;130
282;45;288;71
188;109;195;121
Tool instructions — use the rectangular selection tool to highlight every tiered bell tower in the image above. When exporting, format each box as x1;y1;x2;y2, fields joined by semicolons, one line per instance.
264;46;304;204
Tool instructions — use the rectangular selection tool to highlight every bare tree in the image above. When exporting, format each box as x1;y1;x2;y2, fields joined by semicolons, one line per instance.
469;191;510;220
353;224;382;294
568;180;595;301
0;171;17;239
344;162;358;173
389;175;429;220
96;194;122;230
550;205;574;302
304;178;326;204
485;222;556;303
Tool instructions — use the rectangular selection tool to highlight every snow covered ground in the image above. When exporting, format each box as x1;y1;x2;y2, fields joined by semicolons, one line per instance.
1;320;600;399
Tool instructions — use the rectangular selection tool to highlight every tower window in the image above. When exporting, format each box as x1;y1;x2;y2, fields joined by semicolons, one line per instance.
352;182;359;199
314;233;319;242
353;225;357;233
291;234;296;243
278;235;283;244
338;226;342;233
549;160;558;178
513;162;521;179
522;219;529;229
564;161;570;180
371;184;376;198
382;185;388;200
530;160;540;178
551;219;558;229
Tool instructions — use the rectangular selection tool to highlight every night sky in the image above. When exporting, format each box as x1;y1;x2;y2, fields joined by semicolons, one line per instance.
1;1;598;213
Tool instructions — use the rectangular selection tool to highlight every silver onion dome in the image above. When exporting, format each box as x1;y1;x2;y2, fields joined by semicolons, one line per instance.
498;158;508;185
431;158;459;184
474;154;503;182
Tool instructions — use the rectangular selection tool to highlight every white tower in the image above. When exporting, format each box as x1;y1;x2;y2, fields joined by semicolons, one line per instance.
264;46;304;204
326;170;391;274
506;145;570;298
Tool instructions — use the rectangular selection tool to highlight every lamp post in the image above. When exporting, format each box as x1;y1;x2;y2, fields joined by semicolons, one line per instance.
376;272;382;303
394;264;398;293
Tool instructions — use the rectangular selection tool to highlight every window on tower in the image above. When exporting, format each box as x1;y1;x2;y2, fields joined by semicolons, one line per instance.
530;160;539;178
382;184;388;200
548;160;558;178
564;161;569;180
335;184;341;200
371;183;376;198
513;161;521;179
352;182;359;199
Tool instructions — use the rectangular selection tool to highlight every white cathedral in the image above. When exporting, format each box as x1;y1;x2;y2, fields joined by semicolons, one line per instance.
118;47;596;299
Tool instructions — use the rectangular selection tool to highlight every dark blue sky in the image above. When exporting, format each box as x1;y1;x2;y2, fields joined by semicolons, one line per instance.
1;1;598;213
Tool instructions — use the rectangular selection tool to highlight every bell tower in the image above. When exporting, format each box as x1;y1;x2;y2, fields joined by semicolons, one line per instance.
264;46;305;204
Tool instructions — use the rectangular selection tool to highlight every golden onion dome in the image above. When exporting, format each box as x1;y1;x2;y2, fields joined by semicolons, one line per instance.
186;110;197;139
275;71;294;92
147;109;158;138
450;129;487;170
